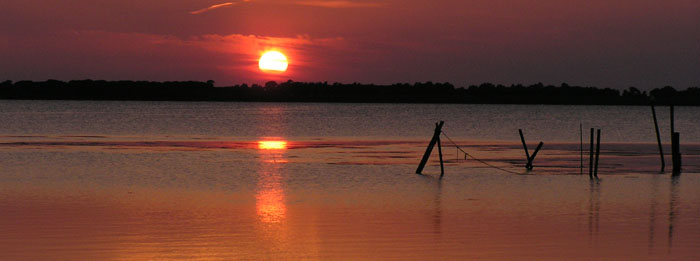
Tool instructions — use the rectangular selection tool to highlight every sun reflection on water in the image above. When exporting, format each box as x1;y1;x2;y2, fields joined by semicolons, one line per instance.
256;139;288;223
256;170;286;223
258;140;287;150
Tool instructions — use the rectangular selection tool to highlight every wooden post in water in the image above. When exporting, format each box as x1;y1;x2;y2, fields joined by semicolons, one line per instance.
589;128;594;178
518;129;531;169
651;105;665;172
530;142;544;166
594;129;601;178
416;121;445;175
580;123;583;175
518;129;543;170
437;135;445;178
672;132;681;175
669;106;681;175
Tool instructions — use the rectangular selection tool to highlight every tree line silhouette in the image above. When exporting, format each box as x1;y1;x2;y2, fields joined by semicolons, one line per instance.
1;79;698;105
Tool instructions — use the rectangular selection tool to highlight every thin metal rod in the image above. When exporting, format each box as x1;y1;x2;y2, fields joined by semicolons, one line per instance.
594;129;601;178
589;128;594;178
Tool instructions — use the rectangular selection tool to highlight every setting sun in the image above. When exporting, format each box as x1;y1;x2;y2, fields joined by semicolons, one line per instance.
258;51;288;72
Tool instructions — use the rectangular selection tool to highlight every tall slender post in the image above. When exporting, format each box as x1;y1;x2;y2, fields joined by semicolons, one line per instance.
670;106;677;174
594;129;601;178
580;123;583;174
672;132;681;175
589;128;594;178
651;105;665;172
437;136;444;178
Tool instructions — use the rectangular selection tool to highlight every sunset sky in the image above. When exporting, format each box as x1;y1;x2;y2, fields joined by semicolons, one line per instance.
1;0;698;89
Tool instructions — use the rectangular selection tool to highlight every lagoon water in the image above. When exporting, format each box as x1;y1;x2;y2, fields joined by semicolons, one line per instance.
1;100;700;259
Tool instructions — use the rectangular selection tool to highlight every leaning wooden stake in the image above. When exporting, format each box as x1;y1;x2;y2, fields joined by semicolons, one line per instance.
529;142;544;166
416;121;445;175
594;129;601;178
589;128;594;178
437;135;445;178
651;105;665;172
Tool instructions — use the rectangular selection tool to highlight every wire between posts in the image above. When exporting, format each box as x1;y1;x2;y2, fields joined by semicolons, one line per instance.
441;130;521;175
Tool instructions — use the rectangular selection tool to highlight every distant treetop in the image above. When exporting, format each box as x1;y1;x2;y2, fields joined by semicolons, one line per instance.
0;79;698;105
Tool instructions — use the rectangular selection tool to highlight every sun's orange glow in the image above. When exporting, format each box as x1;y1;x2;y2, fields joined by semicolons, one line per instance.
258;51;288;72
258;141;288;150
256;184;286;223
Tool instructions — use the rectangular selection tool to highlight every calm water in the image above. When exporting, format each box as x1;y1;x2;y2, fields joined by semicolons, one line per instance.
1;100;699;259
1;100;700;142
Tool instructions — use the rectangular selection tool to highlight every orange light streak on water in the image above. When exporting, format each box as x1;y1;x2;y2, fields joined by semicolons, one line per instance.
255;171;286;224
256;139;288;223
258;141;288;150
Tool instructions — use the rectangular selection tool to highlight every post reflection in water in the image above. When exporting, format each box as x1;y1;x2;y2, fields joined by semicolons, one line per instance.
432;178;443;236
418;174;443;236
433;179;442;235
648;174;661;254
588;179;601;245
256;139;288;223
668;175;680;253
